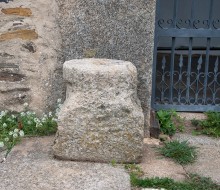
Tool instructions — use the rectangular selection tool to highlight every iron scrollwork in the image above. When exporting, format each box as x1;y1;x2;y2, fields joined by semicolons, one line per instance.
213;19;220;29
156;54;220;106
207;57;220;104
158;18;220;29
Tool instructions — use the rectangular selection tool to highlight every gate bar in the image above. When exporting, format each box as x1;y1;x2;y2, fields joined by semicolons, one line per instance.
186;37;193;104
169;0;178;104
203;38;211;104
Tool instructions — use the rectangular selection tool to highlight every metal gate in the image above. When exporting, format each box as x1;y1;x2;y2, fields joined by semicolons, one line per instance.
152;0;220;112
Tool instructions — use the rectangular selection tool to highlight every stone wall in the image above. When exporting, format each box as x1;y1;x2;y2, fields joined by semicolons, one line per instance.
0;0;64;114
0;0;156;132
57;0;156;132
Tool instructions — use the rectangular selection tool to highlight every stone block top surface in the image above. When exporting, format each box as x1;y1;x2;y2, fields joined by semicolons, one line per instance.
63;58;137;82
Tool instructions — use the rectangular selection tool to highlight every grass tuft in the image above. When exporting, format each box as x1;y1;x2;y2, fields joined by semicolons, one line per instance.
159;140;197;165
191;112;220;138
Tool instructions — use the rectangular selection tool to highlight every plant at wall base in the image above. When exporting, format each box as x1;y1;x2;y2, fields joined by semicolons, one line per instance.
130;173;220;190
18;111;57;137
0;111;24;156
156;110;184;136
124;162;219;189
191;112;220;138
0;100;61;159
158;140;197;165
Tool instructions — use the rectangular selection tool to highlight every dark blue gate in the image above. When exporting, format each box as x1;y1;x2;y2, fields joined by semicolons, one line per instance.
152;0;220;112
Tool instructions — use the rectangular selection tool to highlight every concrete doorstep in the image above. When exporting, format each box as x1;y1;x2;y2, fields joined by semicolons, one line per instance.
0;136;130;190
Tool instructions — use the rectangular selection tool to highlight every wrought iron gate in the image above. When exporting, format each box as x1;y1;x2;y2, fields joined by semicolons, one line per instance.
152;0;220;112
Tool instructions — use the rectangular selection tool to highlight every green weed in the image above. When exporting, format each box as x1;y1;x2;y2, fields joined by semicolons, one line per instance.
157;110;184;136
191;112;220;137
110;159;117;167
124;164;144;178
130;173;220;190
159;140;197;165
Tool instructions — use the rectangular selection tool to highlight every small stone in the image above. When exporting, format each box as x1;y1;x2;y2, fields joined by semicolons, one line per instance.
22;42;36;53
0;30;38;41
159;134;171;142
1;8;32;17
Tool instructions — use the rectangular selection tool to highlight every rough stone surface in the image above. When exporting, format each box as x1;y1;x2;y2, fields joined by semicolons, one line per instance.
178;113;207;121
53;59;144;163
0;0;63;114
57;0;156;132
0;149;6;163
0;136;131;190
0;0;157;129
140;138;187;181
174;133;220;185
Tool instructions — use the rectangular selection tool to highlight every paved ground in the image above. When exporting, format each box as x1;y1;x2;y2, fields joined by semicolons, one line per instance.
174;133;220;185
132;133;220;190
1;133;220;190
140;138;187;181
0;136;130;190
139;133;220;186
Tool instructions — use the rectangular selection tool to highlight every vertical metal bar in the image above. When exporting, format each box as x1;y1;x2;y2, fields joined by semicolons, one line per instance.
195;55;203;104
151;0;160;109
169;0;178;104
203;38;211;104
169;37;176;104
151;44;158;108
161;56;166;103
202;1;213;104
173;0;178;28
190;0;195;29
178;54;183;104
186;38;193;104
213;57;219;104
186;0;195;104
209;0;214;29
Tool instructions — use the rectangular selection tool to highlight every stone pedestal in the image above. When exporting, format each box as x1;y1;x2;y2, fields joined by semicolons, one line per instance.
53;58;144;163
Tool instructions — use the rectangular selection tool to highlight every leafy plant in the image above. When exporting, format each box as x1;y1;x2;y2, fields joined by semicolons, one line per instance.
0;99;61;157
191;112;220;137
157;110;184;136
159;140;197;165
18;111;57;136
191;118;200;127
0;111;23;153
130;173;220;190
